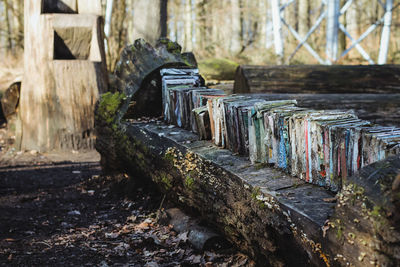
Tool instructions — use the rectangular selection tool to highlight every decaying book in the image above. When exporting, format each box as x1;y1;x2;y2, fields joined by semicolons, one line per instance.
158;67;400;192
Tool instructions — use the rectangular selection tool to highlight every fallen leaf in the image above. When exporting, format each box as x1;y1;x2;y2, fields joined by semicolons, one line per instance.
105;232;119;239
177;231;188;243
392;174;400;191
323;197;337;203
114;242;130;253
192;255;202;264
68;210;81;216
322;220;330;237
144;262;159;267
136;221;150;230
126;215;137;222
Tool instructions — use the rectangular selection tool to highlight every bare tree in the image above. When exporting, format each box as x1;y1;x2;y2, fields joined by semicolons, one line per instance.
298;0;309;37
3;0;13;52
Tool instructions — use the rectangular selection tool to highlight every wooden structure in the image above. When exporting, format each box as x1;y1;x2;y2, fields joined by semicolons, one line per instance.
95;40;400;265
18;0;107;151
233;65;400;94
271;0;395;64
98;119;400;267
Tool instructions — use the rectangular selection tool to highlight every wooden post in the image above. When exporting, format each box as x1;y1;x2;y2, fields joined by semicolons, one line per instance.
378;0;393;64
18;0;108;151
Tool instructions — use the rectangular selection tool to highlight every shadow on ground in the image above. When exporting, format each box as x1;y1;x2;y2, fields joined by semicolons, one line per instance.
0;153;252;267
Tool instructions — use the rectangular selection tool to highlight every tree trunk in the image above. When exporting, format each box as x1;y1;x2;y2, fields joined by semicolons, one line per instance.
196;0;208;51
230;0;241;53
184;0;193;51
15;0;24;49
132;0;161;45
257;0;267;50
298;0;309;37
160;0;168;38
4;0;13;52
126;0;134;44
346;0;358;60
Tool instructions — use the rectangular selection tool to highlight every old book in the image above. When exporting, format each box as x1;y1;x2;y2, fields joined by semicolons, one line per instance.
248;100;297;164
193;106;211;140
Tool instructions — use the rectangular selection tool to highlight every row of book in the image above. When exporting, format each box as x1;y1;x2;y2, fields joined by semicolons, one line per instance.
160;68;400;191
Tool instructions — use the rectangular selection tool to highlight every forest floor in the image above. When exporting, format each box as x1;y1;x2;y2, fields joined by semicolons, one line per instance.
0;123;253;267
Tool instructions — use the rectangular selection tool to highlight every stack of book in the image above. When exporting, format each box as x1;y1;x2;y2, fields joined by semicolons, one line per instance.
160;68;400;191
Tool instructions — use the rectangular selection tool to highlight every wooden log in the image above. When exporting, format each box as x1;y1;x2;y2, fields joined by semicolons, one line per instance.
233;65;400;94
110;38;199;120
96;38;200;170
164;208;227;251
326;155;400;266
95;110;400;266
95;39;400;265
94;60;400;267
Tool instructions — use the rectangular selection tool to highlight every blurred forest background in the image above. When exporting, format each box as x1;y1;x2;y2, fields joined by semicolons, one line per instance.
0;0;400;84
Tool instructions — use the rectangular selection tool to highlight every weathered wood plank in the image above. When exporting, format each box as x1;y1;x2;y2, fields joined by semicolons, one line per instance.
19;1;107;151
233;65;400;94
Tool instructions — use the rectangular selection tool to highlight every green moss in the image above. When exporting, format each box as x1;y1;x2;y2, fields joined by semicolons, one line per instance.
255;163;269;170
158;38;182;54
163;151;175;164
160;173;173;191
349;184;365;205
369;205;382;218
224;225;236;236
185;171;195;190
198;58;239;81
368;205;391;232
250;186;268;209
336;225;344;240
251;187;261;200
97;92;126;125
259;202;266;209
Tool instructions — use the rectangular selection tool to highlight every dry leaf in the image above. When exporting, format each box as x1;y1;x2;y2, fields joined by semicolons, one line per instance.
323;197;337;203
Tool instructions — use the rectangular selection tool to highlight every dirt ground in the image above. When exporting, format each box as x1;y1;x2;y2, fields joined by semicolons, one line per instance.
0;123;253;267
